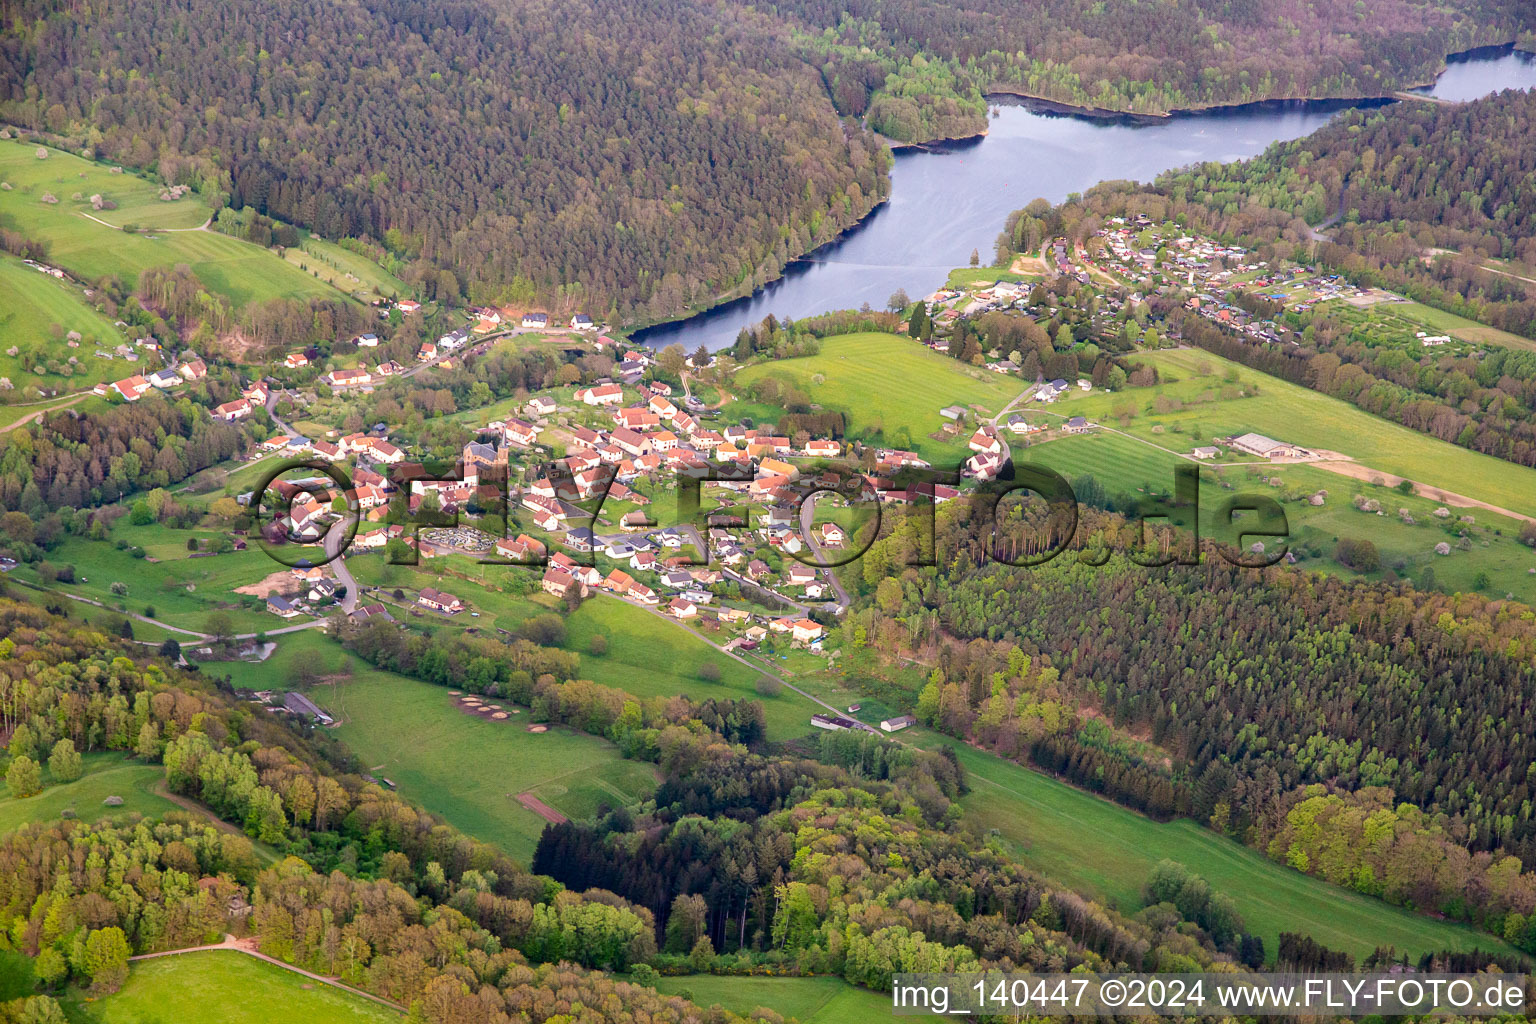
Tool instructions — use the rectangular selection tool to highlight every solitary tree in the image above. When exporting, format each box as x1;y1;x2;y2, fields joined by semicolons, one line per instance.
48;739;82;783
969;248;980;267
6;756;41;798
887;288;910;312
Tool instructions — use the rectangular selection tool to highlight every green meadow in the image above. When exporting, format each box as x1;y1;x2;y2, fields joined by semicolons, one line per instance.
910;733;1516;963
1046;347;1536;516
1018;427;1536;601
563;595;814;741
13;527;287;635
0;754;175;835
735;332;1022;460
0;140;342;308
286;232;409;304
346;558;817;740
298;655;657;864
0;254;125;387
66;950;401;1024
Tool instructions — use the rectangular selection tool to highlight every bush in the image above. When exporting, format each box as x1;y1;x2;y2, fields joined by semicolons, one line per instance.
755;676;782;698
1333;537;1380;572
519;613;567;647
698;663;722;683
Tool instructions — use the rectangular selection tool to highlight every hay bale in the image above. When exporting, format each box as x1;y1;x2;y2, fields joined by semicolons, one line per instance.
527;724;548;733
448;690;462;696
491;712;508;720
103;795;124;806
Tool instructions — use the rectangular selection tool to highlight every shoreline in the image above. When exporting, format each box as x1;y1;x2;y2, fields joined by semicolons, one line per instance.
631;40;1529;347
627;190;893;344
970;40;1532;129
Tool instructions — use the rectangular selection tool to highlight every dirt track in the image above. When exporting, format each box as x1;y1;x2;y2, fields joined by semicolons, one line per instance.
1313;460;1535;524
517;792;567;824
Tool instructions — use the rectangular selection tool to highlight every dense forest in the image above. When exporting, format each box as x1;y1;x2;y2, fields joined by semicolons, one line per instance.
841;500;1536;949
0;0;888;322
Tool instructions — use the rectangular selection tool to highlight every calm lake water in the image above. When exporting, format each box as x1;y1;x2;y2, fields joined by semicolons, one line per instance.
636;47;1536;352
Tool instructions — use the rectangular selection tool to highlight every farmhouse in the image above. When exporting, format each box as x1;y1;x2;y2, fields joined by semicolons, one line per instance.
527;396;557;416
108;375;152;401
1229;432;1309;459
322;367;373;389
881;715;916;732
791;619;825;644
417;588;465;614
147;368;182;389
266;594;300;618
576;383;624;406
283;692;334;726
177;358;208;381
542;568;576;598
213;398;253;421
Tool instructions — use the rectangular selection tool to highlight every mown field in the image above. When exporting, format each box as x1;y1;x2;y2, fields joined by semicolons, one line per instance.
0;141;342;308
1051;347;1536;516
734;332;1022;461
288;651;657;864
63;950;401;1024
908;733;1516;963
0;753;175;835
652;974;945;1024
0;254;125;387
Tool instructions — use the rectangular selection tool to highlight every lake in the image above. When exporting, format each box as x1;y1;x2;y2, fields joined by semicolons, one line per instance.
636;46;1536;352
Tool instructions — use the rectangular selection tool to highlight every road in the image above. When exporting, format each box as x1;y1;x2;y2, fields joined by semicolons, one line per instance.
51;588;327;641
796;497;850;613
324;516;361;613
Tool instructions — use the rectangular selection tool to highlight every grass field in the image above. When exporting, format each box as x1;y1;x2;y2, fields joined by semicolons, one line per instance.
13;528;287;634
304;658;656;863
65;950;400;1024
734;332;1022;461
651;974;944;1024
1052;348;1536;516
0;141;343;308
0;754;175;835
0;254;125;388
344;559;819;740
286;233;409;304
564;596;815;741
907;733;1516;963
1017;423;1536;600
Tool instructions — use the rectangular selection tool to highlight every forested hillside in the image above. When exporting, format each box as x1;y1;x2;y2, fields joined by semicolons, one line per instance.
0;0;887;322
784;0;1535;124
4;0;1530;322
844;502;1536;950
1165;87;1536;328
